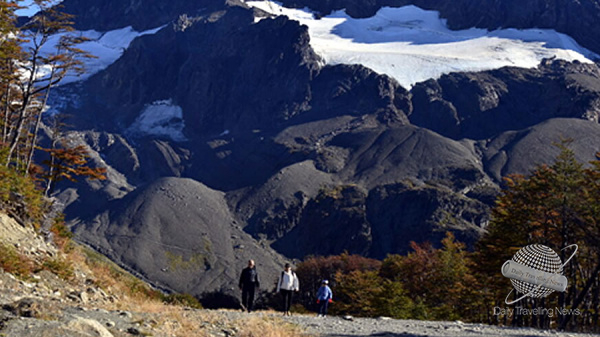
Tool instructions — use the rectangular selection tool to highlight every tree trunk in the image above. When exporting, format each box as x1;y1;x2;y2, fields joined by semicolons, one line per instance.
6;29;48;166
25;63;57;173
6;46;40;166
2;64;13;145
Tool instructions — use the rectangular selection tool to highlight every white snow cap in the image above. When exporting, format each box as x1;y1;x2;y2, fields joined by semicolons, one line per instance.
246;1;599;89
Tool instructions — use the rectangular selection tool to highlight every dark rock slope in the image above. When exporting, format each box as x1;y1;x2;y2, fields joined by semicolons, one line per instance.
409;60;600;140
75;6;320;136
72;177;287;297
481;118;600;182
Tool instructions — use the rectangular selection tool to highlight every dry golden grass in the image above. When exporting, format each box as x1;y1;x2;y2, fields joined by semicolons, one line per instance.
235;315;309;337
156;307;218;337
138;304;213;337
65;244;163;302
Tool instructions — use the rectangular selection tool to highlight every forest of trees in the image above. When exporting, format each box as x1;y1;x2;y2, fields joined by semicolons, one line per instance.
292;144;600;332
0;0;105;224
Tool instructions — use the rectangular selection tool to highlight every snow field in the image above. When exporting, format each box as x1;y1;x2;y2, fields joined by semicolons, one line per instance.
246;1;598;88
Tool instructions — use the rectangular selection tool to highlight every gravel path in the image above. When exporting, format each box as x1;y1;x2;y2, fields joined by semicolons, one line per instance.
216;310;600;337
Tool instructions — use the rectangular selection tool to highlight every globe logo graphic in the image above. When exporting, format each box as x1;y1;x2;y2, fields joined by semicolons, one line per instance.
510;245;563;298
501;244;578;305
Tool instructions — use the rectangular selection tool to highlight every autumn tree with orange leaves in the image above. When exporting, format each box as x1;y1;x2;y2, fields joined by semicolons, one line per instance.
42;143;106;195
294;234;481;320
2;0;94;171
1;0;104;222
477;142;600;331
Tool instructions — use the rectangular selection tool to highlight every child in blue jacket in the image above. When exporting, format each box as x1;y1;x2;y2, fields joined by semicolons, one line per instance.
316;280;333;317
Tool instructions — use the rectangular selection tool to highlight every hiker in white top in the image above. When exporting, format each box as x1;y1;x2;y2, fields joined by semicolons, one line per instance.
277;263;299;316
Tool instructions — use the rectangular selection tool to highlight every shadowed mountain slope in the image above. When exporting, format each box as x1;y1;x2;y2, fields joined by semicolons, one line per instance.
72;177;287;296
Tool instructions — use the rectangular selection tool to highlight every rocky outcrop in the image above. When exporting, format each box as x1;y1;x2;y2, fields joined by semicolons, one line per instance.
72;6;320;138
272;182;489;259
308;64;410;125
0;213;57;258
366;183;488;258
274;185;373;258
409;60;600;140
0;213;158;336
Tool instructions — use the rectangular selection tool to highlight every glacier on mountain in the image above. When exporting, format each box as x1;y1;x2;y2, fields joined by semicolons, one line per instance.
247;1;598;88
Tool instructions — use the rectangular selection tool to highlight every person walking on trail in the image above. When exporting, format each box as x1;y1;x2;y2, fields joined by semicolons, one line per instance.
316;279;332;317
277;263;299;316
239;259;260;312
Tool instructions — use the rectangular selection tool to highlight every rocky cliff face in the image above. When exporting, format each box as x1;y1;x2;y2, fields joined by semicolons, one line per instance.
409;60;600;140
74;6;318;136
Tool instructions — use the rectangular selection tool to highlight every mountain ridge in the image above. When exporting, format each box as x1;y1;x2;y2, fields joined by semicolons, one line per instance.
57;0;600;56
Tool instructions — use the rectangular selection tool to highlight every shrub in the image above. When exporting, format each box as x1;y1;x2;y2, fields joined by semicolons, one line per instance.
49;214;73;250
332;269;416;318
41;257;74;281
385;232;481;321
162;293;203;309
0;243;35;278
0;164;46;226
296;252;381;293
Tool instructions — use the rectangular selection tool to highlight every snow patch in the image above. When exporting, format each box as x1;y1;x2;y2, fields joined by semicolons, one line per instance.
127;100;187;142
22;26;163;86
15;0;63;17
246;1;599;88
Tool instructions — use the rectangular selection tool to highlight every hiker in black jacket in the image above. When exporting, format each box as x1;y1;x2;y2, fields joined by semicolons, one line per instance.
238;259;260;312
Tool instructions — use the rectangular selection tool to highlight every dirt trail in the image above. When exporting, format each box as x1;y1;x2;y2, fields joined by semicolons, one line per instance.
216;310;599;337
